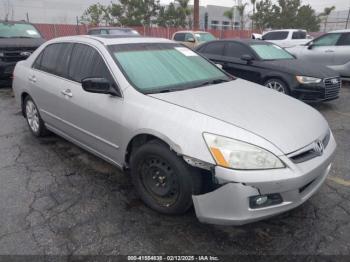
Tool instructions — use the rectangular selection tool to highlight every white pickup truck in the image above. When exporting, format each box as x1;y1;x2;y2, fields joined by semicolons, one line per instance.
252;29;312;48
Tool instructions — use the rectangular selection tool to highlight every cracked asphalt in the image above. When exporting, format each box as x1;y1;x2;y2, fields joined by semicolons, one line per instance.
0;84;349;256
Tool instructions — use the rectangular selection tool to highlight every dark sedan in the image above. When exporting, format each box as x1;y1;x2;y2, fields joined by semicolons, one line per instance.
196;39;341;102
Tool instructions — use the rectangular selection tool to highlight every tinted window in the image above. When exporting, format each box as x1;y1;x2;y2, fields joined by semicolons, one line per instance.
263;31;289;40
202;42;225;55
174;33;186;41
39;43;72;77
337;33;350;46
292;31;306;39
68;44;112;83
88;30;99;35
313;33;342;46
225;43;253;58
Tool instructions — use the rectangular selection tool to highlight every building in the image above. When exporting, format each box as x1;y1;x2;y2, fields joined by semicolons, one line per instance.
319;9;350;32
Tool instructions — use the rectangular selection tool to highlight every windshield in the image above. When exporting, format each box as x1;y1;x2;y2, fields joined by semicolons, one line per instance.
0;22;41;38
251;44;294;60
195;33;216;42
109;43;230;94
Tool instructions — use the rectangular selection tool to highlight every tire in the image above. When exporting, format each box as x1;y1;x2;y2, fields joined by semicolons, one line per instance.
24;96;49;137
264;78;290;95
130;140;202;214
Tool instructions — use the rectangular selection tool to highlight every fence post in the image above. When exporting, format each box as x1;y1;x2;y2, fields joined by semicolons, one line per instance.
53;24;57;38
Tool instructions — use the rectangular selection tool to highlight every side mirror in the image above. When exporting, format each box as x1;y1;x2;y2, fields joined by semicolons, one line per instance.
307;42;314;50
241;54;254;62
82;78;119;96
187;37;195;43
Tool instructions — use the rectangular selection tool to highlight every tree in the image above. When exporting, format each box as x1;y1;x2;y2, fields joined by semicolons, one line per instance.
237;3;248;30
320;6;336;32
223;7;235;30
156;1;191;28
295;5;320;32
176;0;191;27
251;0;275;31
81;3;107;26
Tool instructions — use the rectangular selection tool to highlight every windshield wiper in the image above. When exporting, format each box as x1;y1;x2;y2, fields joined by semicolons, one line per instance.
191;78;231;88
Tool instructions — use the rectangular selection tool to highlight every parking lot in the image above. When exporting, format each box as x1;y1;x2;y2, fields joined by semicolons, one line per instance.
0;83;349;256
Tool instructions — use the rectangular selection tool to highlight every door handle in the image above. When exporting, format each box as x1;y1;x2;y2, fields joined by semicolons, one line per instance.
28;75;36;83
61;89;73;98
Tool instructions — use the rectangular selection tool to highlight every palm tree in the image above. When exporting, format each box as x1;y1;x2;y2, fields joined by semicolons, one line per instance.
237;3;248;30
320;6;336;32
250;0;256;30
223;7;235;30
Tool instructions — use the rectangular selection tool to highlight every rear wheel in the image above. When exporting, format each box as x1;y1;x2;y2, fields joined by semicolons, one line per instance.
130;140;201;214
264;78;290;95
24;96;48;137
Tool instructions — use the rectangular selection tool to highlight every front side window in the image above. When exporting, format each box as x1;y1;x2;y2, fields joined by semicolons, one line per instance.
312;33;342;47
251;44;294;60
263;31;289;41
109;43;230;93
0;22;41;38
69;44;112;83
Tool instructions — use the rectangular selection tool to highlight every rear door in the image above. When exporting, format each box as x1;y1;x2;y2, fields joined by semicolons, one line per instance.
28;43;73;131
333;32;350;65
303;33;342;65
59;43;125;165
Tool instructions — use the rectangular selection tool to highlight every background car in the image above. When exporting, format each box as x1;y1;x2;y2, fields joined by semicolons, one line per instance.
12;35;336;225
0;20;45;85
172;31;216;49
287;29;350;81
196;39;341;102
87;27;140;36
259;29;311;48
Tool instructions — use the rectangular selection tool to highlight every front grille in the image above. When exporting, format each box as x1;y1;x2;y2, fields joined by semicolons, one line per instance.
1;47;36;63
324;77;341;100
290;131;331;164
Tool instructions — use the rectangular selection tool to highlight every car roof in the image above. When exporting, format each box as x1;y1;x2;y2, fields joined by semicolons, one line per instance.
174;31;209;34
200;39;271;46
263;29;306;33
47;35;173;46
0;20;34;25
329;29;350;33
88;27;134;31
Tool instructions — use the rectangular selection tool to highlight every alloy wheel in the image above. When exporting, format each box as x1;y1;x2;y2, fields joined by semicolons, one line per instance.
26;100;40;133
265;81;286;93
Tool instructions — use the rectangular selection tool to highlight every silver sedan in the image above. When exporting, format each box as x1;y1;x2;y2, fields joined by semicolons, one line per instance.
287;29;350;80
13;36;336;225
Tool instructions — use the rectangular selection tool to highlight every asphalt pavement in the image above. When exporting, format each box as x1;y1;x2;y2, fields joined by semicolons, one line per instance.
0;84;349;256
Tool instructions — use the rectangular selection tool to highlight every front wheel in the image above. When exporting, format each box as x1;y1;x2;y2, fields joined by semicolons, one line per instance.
264;78;290;95
130;141;202;214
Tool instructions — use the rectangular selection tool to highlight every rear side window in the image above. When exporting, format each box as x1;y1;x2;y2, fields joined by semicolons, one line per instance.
201;42;225;55
292;31;306;39
225;42;253;58
337;33;350;46
174;33;186;41
263;31;289;40
68;44;113;83
35;43;72;77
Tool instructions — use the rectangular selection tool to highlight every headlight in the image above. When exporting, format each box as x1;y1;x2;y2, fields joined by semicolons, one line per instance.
0;52;4;59
296;76;322;84
203;133;285;170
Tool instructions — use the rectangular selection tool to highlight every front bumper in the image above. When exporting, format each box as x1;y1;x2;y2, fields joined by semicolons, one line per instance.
291;79;341;102
0;61;17;80
192;133;336;226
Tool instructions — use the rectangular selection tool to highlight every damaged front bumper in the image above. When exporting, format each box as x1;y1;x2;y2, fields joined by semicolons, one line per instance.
192;133;336;226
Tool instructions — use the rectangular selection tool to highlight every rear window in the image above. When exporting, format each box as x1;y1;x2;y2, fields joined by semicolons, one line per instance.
263;31;289;41
174;33;186;41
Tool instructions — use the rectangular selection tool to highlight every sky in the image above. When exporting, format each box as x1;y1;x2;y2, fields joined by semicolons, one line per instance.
160;0;350;12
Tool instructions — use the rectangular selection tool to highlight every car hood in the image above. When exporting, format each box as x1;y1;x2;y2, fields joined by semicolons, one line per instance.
149;79;329;154
0;38;45;49
262;59;338;78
